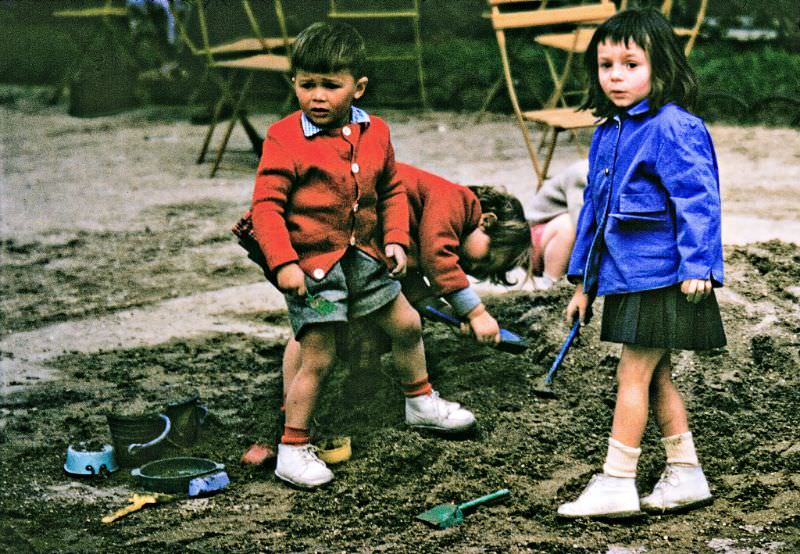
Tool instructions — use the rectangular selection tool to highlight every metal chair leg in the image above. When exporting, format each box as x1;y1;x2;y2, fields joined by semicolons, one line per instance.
197;96;226;164
210;73;254;177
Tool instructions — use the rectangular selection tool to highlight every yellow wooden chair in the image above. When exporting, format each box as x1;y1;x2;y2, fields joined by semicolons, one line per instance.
328;0;428;108
171;0;294;177
534;0;709;109
488;0;617;188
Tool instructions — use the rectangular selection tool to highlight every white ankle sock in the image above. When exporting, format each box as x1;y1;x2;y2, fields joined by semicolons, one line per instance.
662;431;700;467
603;437;641;478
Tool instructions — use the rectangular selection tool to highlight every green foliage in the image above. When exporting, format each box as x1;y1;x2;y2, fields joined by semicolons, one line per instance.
691;43;800;125
1;5;798;125
693;44;800;102
0;11;77;84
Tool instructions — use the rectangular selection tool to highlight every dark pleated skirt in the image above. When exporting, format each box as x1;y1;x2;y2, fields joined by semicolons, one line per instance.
600;284;726;350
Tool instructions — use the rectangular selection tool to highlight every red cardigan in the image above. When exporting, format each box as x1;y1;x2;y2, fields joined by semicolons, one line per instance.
251;112;410;280
399;163;482;296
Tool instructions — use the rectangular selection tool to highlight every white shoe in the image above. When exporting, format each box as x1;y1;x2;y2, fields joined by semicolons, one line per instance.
557;473;642;519
640;464;712;513
405;390;476;433
274;443;334;489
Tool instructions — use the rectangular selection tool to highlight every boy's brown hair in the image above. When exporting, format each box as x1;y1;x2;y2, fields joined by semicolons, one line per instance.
466;186;532;285
290;21;367;78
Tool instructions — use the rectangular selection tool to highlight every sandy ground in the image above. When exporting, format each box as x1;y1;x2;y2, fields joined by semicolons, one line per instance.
1;85;799;553
1;85;798;379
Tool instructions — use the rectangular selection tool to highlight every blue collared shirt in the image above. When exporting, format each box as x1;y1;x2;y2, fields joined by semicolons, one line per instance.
567;99;724;296
300;106;370;137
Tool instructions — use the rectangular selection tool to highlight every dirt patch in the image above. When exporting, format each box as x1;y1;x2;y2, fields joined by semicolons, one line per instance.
1;242;798;553
1;86;799;552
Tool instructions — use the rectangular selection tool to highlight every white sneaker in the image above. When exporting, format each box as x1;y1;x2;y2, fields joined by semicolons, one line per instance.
405;390;476;433
274;443;334;489
557;473;642;519
640;464;712;513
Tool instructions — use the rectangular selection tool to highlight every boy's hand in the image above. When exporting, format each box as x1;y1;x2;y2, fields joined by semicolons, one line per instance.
566;284;591;325
276;263;307;296
681;278;712;303
385;243;407;277
466;304;501;344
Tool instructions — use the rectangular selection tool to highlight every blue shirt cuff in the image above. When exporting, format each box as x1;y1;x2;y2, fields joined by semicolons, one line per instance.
444;287;482;318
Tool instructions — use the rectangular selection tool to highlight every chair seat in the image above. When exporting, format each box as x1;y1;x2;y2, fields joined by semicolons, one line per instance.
328;10;418;19
202;37;295;55
53;7;128;18
522;107;600;130
535;25;694;54
534;27;597;53
213;54;291;72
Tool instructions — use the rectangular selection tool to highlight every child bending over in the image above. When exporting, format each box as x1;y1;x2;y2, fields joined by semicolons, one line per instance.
397;163;531;338
557;8;725;519
524;158;588;289
250;22;475;489
281;161;532;380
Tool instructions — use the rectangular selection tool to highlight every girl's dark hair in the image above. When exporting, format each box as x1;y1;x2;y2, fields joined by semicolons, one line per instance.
466;186;532;285
291;22;367;77
581;7;698;118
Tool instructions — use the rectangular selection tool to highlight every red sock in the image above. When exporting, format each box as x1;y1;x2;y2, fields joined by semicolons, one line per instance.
401;376;433;398
281;425;310;445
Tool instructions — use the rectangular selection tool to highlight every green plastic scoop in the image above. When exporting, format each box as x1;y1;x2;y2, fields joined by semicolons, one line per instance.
416;488;510;529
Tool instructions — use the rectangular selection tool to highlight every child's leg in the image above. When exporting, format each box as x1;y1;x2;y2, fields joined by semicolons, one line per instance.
283;338;302;407
372;293;426;384
610;344;669;448
641;353;712;512
558;344;667;518
275;325;336;489
283;326;336;432
540;212;575;282
649;353;689;439
371;293;475;432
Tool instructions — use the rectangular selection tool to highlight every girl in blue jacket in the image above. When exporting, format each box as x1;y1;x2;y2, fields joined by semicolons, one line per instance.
557;8;726;519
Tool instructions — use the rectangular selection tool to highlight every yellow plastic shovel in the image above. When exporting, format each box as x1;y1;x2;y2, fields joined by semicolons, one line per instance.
101;493;174;524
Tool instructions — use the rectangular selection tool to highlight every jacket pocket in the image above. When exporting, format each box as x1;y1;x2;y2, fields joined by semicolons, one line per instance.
611;193;667;222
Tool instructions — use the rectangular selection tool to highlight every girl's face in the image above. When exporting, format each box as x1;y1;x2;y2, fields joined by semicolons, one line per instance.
597;38;652;109
293;70;368;129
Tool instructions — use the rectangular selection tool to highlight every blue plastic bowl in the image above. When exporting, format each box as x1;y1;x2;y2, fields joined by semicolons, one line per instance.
64;444;119;476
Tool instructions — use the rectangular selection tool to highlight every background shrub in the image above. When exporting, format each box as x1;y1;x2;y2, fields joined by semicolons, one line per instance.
1;1;798;126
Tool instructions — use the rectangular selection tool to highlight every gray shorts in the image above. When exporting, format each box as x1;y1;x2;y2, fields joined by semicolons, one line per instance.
285;248;401;338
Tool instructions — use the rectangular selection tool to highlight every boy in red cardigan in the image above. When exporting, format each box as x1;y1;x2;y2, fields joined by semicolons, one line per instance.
251;22;475;489
278;161;532;427
397;162;531;332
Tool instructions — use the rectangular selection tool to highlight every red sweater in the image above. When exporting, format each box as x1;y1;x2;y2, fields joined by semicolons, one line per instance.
399;163;482;296
251;112;409;280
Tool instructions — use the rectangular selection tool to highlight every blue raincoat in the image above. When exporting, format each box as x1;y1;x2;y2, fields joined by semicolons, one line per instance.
567;99;724;296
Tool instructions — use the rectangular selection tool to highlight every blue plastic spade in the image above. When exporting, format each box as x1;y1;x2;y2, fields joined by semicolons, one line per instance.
533;319;581;398
422;305;527;354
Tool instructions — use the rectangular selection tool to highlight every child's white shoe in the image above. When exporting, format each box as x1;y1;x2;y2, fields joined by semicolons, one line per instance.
405;390;476;433
557;473;642;519
275;443;334;489
640;464;712;513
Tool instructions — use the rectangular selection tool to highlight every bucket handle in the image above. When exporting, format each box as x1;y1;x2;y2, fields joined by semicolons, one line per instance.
127;414;171;455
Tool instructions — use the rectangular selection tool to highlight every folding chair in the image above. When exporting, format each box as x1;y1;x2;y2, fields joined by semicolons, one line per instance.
328;0;428;108
171;0;293;177
488;0;617;188
50;0;134;104
534;0;708;109
659;0;709;57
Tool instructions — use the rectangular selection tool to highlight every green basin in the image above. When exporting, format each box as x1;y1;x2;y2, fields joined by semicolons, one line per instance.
131;457;225;494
